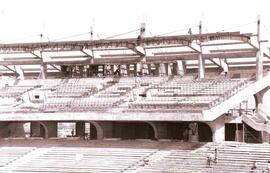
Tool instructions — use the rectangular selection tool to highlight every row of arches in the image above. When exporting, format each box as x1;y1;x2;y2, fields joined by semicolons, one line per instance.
0;121;213;142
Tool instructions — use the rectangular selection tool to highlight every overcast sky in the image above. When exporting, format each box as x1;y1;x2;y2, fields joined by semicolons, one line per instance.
0;0;270;43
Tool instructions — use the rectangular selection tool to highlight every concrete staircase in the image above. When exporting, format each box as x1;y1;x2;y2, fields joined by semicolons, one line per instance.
203;73;270;121
242;110;270;134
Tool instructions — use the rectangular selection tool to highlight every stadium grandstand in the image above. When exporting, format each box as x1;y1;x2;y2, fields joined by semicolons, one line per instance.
0;19;269;172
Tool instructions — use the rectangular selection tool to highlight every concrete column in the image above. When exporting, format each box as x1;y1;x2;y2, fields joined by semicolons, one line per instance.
159;63;166;75
198;53;205;79
207;116;227;142
126;64;131;76
254;87;269;107
75;122;85;137
167;63;172;75
212;125;225;142
43;122;57;138
164;63;169;75
256;50;264;80
172;63;178;75
136;63;141;74
133;63;137;76
40;63;47;79
110;65;115;74
154;64;160;76
177;60;186;76
147;64;152;75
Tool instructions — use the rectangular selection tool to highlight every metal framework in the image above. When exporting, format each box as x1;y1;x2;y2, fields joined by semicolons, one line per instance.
0;26;268;79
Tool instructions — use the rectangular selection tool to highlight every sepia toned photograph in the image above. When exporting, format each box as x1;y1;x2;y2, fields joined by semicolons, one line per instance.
0;0;269;172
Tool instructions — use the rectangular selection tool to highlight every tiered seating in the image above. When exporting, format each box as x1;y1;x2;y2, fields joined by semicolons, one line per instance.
0;85;33;98
138;142;270;173
42;77;136;112
0;142;269;173
0;147;35;167
11;147;157;173
127;77;248;112
0;76;249;113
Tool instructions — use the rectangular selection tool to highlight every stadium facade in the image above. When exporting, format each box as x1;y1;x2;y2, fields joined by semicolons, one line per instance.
0;20;269;144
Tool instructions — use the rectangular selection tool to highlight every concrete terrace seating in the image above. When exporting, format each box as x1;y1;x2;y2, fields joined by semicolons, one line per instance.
138;142;270;173
127;77;248;112
10;147;157;173
0;85;34;98
0;147;35;168
0;76;249;113
0;142;269;172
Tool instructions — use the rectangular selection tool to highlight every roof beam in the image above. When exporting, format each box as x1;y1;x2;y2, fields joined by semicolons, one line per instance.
0;32;250;51
2;65;18;75
201;41;247;47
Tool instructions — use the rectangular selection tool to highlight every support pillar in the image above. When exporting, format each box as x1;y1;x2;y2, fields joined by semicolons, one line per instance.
254;87;269;107
177;60;186;76
75;122;85;137
256;17;264;80
198;21;205;79
40;63;47;79
172;63;178;75
126;64;131;76
133;63;137;76
154;64;160;76
110;65;115;75
207;115;227;142
164;63;169;75
198;53;205;79
256;50;264;80
136;63;141;75
147;64;152;75
159;63;166;76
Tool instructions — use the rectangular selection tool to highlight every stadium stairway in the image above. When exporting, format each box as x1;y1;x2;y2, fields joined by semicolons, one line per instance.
202;73;270;121
242;109;270;134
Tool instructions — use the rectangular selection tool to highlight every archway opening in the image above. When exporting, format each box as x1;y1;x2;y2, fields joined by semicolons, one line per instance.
112;122;155;140
30;122;49;138
198;123;212;142
90;123;98;140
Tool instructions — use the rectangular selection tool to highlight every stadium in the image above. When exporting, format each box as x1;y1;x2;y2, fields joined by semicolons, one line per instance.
0;19;269;172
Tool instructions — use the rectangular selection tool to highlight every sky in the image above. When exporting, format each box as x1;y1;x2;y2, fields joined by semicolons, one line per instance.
0;0;270;43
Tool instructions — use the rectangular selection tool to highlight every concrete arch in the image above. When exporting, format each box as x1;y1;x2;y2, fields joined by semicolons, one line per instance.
38;122;49;139
197;122;213;142
90;121;104;140
145;121;158;139
31;121;49;139
253;87;270;107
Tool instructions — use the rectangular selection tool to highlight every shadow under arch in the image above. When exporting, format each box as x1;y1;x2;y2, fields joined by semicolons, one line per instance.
30;121;49;139
90;121;103;140
197;122;213;142
145;121;158;140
